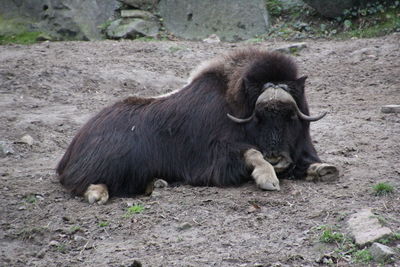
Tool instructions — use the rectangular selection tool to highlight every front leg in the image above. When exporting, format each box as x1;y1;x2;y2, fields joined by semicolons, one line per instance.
244;149;280;191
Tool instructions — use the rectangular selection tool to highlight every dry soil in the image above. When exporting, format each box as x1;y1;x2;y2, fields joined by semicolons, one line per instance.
0;34;399;266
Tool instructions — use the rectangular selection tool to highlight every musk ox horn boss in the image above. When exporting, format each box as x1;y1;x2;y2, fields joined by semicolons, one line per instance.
57;49;339;204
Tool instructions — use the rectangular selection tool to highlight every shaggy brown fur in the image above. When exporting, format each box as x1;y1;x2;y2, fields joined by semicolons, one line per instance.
189;49;298;117
57;48;322;198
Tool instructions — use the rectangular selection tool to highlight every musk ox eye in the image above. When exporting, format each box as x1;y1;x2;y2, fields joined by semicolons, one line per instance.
287;110;298;121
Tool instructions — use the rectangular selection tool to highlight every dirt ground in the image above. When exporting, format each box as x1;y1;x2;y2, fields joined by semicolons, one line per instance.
0;34;399;266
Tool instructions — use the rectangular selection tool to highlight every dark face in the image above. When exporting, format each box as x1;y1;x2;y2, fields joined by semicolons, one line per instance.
246;98;306;176
229;77;324;176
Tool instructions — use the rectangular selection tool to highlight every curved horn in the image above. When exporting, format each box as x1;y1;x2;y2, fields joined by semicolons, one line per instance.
256;86;327;122
296;108;327;121
227;112;255;123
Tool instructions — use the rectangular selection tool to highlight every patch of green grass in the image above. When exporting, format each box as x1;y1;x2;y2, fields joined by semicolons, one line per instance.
24;194;37;204
314;225;397;264
0;16;44;45
98;221;109;227
373;182;395;196
353;249;373;264
378;232;400;244
261;0;399;41
0;31;42;45
314;225;363;263
265;0;284;17
320;228;346;243
338;10;400;38
123;204;145;218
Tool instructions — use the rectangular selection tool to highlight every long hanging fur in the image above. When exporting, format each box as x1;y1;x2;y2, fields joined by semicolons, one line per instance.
57;48;321;197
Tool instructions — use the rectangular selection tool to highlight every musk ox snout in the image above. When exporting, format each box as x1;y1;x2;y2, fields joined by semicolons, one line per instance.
263;151;292;174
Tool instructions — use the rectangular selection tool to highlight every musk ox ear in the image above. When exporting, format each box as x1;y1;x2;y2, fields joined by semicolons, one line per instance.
295;76;307;93
296;76;308;86
296;76;307;86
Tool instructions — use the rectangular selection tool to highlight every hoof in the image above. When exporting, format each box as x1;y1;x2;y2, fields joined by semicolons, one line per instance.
253;165;280;191
259;181;280;191
306;163;339;182
84;184;109;204
154;179;168;188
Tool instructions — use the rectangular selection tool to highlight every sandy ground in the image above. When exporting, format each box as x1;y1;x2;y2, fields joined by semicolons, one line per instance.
0;34;399;266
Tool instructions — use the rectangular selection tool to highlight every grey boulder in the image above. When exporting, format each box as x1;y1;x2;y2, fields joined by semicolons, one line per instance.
106;18;160;39
158;0;270;41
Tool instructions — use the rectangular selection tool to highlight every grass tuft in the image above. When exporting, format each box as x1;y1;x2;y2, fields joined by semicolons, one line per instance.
123;204;145;218
353;249;373;263
0;31;43;45
320;228;346;243
98;221;109;227
373;182;395;196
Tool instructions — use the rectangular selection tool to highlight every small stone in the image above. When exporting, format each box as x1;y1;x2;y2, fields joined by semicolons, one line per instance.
0;141;14;157
36;33;53;42
177;222;192;231
247;206;260;213
49;240;60;247
369;242;395;261
74;235;87;244
150;190;161;198
73;235;86;241
203;34;221;44
154;179;168;188
347;208;392;246
381;105;400;114
19;134;34;146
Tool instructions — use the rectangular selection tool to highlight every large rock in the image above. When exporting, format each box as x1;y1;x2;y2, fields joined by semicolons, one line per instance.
0;0;45;20
303;0;377;18
106;18;160;39
158;0;270;41
41;0;121;40
347;208;393;246
369;242;395;262
0;0;121;40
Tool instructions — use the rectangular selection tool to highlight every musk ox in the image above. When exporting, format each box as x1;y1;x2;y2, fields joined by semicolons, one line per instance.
57;48;339;204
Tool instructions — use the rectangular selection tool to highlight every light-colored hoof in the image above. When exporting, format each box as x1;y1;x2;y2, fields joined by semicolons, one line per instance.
154;179;168;188
253;165;280;191
306;163;339;182
259;181;280;191
84;184;109;204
